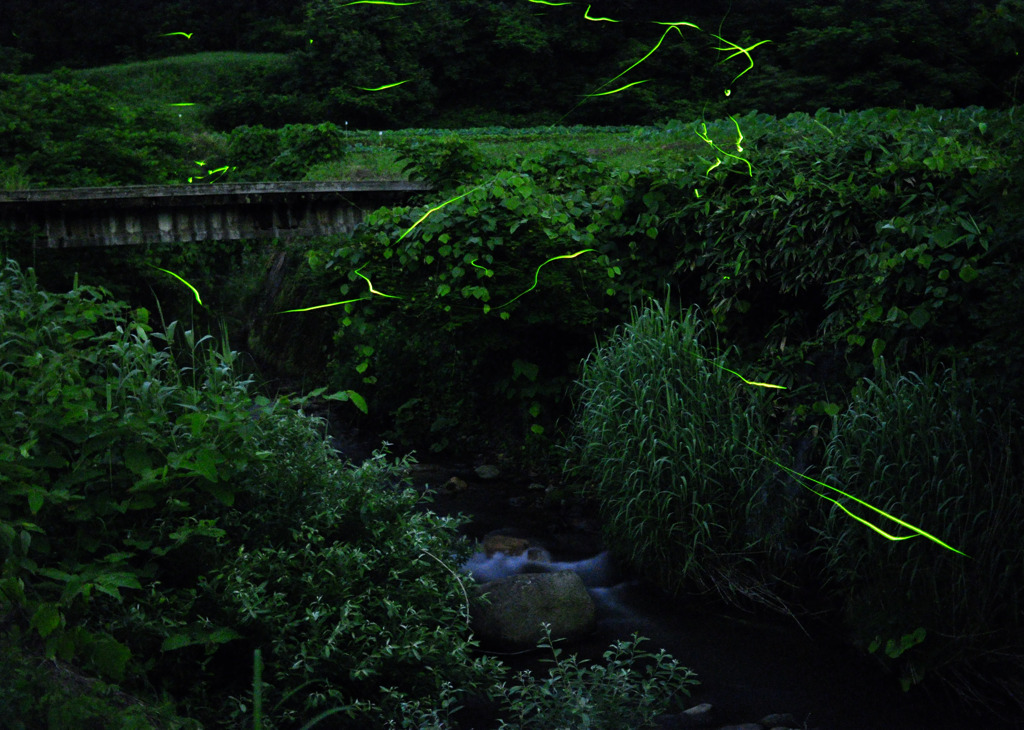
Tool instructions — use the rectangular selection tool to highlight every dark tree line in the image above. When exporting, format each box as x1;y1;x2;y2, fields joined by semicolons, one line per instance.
2;0;1021;126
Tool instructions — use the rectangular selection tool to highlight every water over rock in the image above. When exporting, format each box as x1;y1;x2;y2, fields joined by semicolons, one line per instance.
470;570;596;650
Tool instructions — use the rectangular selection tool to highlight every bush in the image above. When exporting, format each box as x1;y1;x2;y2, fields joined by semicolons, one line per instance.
0;71;190;186
273;122;346;180
303;148;655;455
0;258;502;727
816;366;1024;720
226;124;282;181
226;123;346;181
497;625;698;730
564;299;797;610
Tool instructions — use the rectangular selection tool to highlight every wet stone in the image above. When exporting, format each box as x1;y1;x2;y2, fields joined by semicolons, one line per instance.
474;464;500;479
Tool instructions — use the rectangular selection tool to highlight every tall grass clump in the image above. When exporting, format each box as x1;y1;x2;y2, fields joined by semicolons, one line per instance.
565;300;795;609
816;366;1024;720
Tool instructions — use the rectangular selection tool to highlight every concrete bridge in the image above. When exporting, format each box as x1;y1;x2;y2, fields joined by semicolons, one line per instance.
0;180;432;248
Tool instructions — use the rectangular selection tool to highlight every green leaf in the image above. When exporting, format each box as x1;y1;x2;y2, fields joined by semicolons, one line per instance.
93;571;142;601
90;636;131;681
161;634;192;651
162;626;241;652
30;603;62;638
958;264;978;283
512;359;539;382
207;627;242;644
909;307;930;329
27;488;45;515
346;390;368;414
124;442;152;475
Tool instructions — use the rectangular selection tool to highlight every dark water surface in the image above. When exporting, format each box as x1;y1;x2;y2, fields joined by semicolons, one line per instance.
401;462;1006;730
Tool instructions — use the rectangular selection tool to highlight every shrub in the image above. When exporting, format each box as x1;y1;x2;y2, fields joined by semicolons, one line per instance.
564;299;796;610
0;258;503;727
497;625;697;730
273;122;346;180
306;153;632;454
0;71;189;186
816;366;1024;719
210;450;505;729
226;124;282;180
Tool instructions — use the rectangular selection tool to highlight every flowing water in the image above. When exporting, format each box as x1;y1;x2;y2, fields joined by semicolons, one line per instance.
400;461;1006;730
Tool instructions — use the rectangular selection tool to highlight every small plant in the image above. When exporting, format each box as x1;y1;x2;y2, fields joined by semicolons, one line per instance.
497;623;697;730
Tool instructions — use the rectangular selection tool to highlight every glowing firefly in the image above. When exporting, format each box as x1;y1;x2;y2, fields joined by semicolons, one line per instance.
149;265;203;306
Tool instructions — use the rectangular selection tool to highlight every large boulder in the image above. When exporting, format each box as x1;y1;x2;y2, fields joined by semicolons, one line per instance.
471;571;596;650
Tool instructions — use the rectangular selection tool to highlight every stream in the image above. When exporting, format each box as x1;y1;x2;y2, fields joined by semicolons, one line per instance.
282;387;1013;730
393;460;1005;730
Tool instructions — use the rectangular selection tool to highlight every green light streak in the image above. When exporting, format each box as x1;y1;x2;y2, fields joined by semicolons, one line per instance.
149;265;203;306
700;356;786;389
584;79;651;97
696;117;752;176
598;25;685;92
395;187;480;245
160;32;193;39
277;297;369;314
528;0;572;4
168;103;196;107
470;259;494;277
743;444;968;556
653;21;701;29
354;265;402;299
710;35;771;87
496;249;595;308
584;5;618;22
356;80;411;92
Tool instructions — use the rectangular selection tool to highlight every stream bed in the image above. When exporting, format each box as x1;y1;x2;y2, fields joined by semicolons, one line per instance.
398;460;1004;730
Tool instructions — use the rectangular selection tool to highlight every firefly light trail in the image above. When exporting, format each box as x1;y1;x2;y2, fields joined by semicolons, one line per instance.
149;265;203;306
710;35;772;92
696;116;752;176
494;249;595;309
357;80;411;92
583;5;618;22
743;444;968;556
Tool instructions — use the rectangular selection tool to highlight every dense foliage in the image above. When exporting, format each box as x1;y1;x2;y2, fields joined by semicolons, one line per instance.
3;1;1020;126
818;367;1024;719
567;300;1024;721
0;259;702;728
0;259;502;726
0;72;191;187
286;106;1022;455
565;302;794;609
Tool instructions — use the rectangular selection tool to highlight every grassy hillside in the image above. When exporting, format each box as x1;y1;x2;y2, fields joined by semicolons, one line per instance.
30;51;291;126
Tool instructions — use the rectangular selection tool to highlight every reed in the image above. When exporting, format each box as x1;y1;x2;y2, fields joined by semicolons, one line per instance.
817;366;1024;718
565;298;793;609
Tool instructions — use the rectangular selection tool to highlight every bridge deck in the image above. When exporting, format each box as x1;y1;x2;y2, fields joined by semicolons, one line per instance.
0;180;433;248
